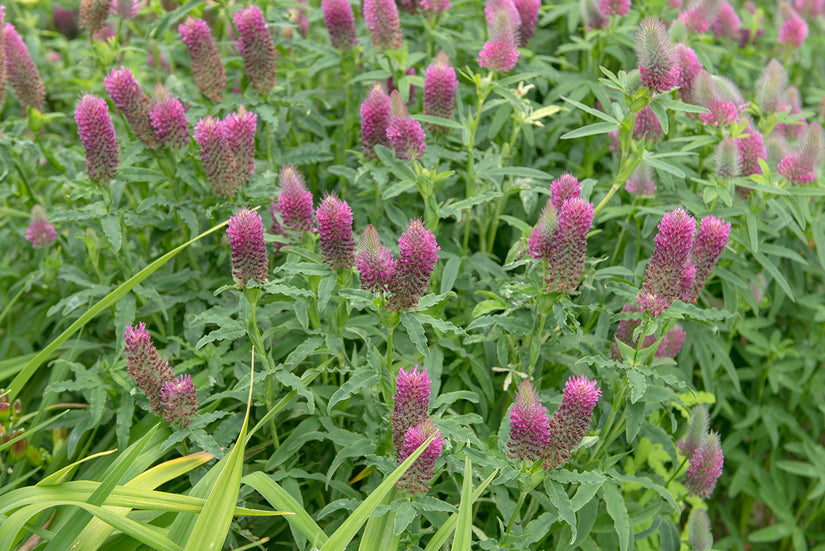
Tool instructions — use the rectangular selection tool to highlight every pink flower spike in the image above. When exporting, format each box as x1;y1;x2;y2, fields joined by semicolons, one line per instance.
736;124;767;177
25;205;57;248
396;420;444;494
674;44;702;101
392;365;432;455
227;209;269;287
633;105;662;141
423;52;458;133
123;322;174;416
104;66;158;148
80;0;111;34
599;0;631;17
778;3;808;48
545;197;594;294
699;99;738;127
527;199;557;259
710;1;740;39
277;165;315;233
160;374;197;426
714;136;742;178
685;432;724;498
421;0;451;15
550;173;582;211
357;225;397;293
513;0;541;44
194;117;241;196
387;219;440;310
386;104;426;162
111;0;140;19
687;216;730;302
544;376;601;469
754;59;787;114
478;7;520;72
636;291;669;317
641;208;696;305
179;17;226;101
656;324;686;358
687;509;713;551
322;0;357;50
635;17;679;93
0;7;5;108
678;405;710;458
507;380;552;462
361;84;393;159
149;85;189;149
364;0;402;50
3;23;46;112
223;106;257;178
75;94;120;185
234;6;278;93
316;195;356;270
626;163;657;195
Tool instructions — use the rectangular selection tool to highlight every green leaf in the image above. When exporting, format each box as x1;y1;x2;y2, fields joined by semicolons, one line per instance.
101;214;121;253
561;122;620;139
328;368;380;411
601;482;630;551
544;479;577;544
451;454;473;551
440;256;461;294
560;96;618;123
423;469;497;551
746;210;758;253
411;114;464;129
400;312;429;356
749;523;795;542
753;251;795;301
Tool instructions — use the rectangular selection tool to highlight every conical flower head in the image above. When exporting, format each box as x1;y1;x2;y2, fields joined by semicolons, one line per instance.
361;84;393;158
364;0;402;50
527;199;557;259
357;225;397;293
25;205;57;248
685;432;724;498
0;7;5;108
633;105;662;141
194;117;241;196
778;123;823;184
687;508;713;551
635;17;679;93
754;59;787;114
3;24;46;112
227;209;269;287
387;112;426;161
710;1;739;39
223;106;257;177
396;420;445;494
513;0;541;44
550;173;582;211
387;219;440;310
545;197;594;294
736;124;767;177
677;405;710;458
421;0;451;15
150;85;189;149
277;164;315;232
179;17;226;101
678;260;696;302
686;216;730;302
641;207;696;305
80;0;111;33
392;365;432;454
543;376;601;469
636;291;670;316
478;8;520;72
123;322;174;416
322;0;357;50
656;324;686;358
678;0;721;32
111;0;140;19
75;94;120;184
316;195;356;270
160;375;197;426
674;43;702;100
580;0;608;29
599;0;631;16
714;136;742;178
423;51;457;132
778;2;807;47
699;98;738;127
507;380;552;462
104;66;158;148
626;162;657;195
234;6;277;93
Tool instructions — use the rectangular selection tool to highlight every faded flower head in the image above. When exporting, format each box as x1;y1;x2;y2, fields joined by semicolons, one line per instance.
227;209;269;287
194;116;241;196
754;59;787;114
322;0;357;50
507;380;552;462
687;508;713;551
778;123;823;185
611;303;656;360
277;164;315;232
544;376;601;469
361;84;393;158
686;216;730;302
364;0;402;50
387;219;440;310
635;17;679;93
357;225;397;293
179;17;226;101
778;2;807;48
123;322;174;416
149;85;189;149
223;106;257;177
25;205;57;248
160;375;197;426
392;365;432;454
626;163;657;195
656;324;686;358
104;66;158;148
478;8;520;72
685;432;724;498
316;195;356;270
396;420;444;494
75;94;120;184
677;405;710;458
423;51;458;132
736;123;767;177
80;0;111;34
527;199;557;259
544;197;594;294
714;136;742;178
234;6;278;93
599;0;631;17
633;105;662;141
641;208;696;305
4;23;46;112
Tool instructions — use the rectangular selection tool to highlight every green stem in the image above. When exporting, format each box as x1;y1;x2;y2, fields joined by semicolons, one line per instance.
462;81;491;255
505;490;528;536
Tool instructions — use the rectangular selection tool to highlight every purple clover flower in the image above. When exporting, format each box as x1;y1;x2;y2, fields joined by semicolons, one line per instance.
123;322;175;416
227;209;269;287
635;17;679;93
423;51;458;133
104;66;158;148
179;17;226;101
25;205;57;248
396;419;444;494
322;0;357;50
361;84;393;159
544;197;594;294
544;376;601;469
3;23;46;112
194;116;241;196
364;0;402;50
223;106;257;178
160;375;197;426
527;199;557;259
387;219;440;310
686;216;730;302
234;6;278;93
507;380;552;462
80;0;111;34
641;207;696;306
277;164;315;233
685;432;724;498
149;85;189;149
75;94;120;184
392;365;432;455
357;224;397;293
316;194;356;270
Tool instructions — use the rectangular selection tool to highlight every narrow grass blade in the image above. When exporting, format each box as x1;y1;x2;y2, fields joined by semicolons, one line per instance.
359;489;399;551
0;410;68;453
319;431;438;551
7;218;230;401
38;449;118;486
451;454;473;551
423;469;497;551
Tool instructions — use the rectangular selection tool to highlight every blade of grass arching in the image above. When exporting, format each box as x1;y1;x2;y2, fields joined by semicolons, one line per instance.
0;410;68;453
242;472;327;548
0;352;37;382
450;454;474;551
6;218;230;401
42;425;158;551
319;431;439;551
358;488;399;551
181;352;256;551
38;449;118;486
423;469;497;551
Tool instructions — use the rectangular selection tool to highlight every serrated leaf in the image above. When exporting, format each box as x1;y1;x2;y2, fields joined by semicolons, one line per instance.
400;312;428;356
544;479;577;543
102;214;122;253
328;368;380;411
601;482;630;551
415;312;465;335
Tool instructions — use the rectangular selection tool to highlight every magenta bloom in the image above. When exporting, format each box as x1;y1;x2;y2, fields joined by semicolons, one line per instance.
387;219;440;310
111;0;140;18
387;116;427;161
527;199;557;259
626;163;657;195
656;324;686;358
149;85;189;149
550;173;582;211
778;3;808;48
678;261;696;302
599;0;630;16
710;2;740;40
234;6;277;93
3;24;46;112
123;322;175;416
513;0;541;44
75;95;120;184
80;0;111;34
392;365;432;454
322;0;357;50
635;17;679;93
364;0;402;50
777;124;822;184
674;43;702;101
478;6;520;72
194;117;241;196
25;205;57;248
421;0;451;15
685;432;724;498
544;376;601;469
636;291;670;317
104;66;158;148
633;105;662;141
686;216;730;303
714;137;742;178
641;208;696;306
580;0;609;29
0;7;5;108
423;51;457;133
227;209;269;287
357;225;397;293
397;420;444;494
223;106;257;178
699;99;738;127
610;303;655;360
507;380;552;462
316;195;356;269
160;375;197;426
179;17;226;101
678;405;710;458
361;84;393;159
736;124;767;177
277;165;315;232
545;197;594;294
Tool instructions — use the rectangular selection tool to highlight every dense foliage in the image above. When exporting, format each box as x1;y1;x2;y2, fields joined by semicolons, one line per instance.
1;0;825;549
